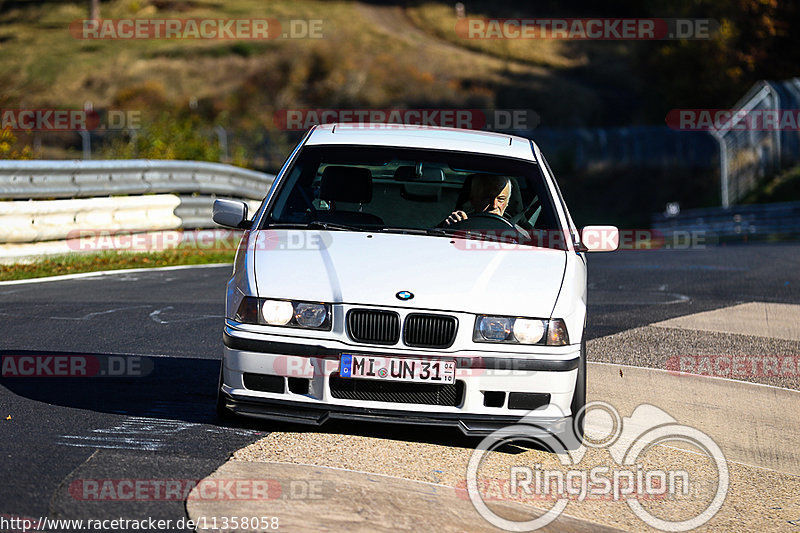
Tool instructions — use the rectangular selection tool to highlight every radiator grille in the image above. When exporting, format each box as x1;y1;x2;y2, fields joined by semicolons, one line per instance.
346;309;400;344
403;313;458;348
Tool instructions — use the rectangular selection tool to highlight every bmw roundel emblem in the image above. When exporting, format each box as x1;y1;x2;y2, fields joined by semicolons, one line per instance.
396;290;414;301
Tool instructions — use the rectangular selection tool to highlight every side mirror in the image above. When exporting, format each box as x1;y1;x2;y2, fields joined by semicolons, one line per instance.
578;225;619;252
212;199;251;229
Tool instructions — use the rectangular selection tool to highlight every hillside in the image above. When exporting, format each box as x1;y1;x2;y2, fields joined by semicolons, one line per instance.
1;0;641;164
3;0;798;226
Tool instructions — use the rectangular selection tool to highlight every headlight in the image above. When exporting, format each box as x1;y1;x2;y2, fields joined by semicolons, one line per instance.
477;316;513;341
294;302;327;327
235;297;331;330
474;315;568;345
513;318;546;344
262;300;294;325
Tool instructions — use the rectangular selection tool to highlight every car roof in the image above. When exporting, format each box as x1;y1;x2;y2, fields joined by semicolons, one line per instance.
305;123;538;161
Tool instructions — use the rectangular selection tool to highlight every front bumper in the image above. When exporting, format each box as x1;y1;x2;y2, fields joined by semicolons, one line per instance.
221;325;581;436
219;393;573;437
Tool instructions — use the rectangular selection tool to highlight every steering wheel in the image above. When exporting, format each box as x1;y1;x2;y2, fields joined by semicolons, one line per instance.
446;212;516;231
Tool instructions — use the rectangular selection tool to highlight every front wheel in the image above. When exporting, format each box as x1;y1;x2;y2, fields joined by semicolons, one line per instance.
216;362;234;420
560;338;586;450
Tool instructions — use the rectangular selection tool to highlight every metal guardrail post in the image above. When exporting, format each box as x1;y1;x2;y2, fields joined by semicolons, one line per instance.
710;129;729;208
766;82;782;176
215;126;230;163
79;130;91;160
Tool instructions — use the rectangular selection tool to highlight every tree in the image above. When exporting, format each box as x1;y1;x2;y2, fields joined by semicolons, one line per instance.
89;0;99;20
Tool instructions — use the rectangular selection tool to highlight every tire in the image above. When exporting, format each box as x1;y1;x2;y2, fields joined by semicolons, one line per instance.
560;338;586;450
215;362;235;421
572;339;587;433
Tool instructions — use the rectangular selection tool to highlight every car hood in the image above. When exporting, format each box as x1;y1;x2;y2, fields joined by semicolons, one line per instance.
251;230;566;317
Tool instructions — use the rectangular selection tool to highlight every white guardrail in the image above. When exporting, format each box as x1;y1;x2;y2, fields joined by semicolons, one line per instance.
0;160;274;263
0;159;274;199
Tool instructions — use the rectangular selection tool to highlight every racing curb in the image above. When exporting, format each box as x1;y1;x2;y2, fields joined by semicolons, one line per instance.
588;362;800;475
188;363;800;531
185;461;624;533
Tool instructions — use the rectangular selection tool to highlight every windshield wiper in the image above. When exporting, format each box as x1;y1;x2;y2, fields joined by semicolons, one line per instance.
306;221;373;232
426;226;483;238
266;221;372;232
378;227;430;235
427;226;521;243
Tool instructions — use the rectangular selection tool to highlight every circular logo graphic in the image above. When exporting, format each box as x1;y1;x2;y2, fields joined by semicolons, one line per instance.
378;368;388;378
466;402;729;532
396;291;414;301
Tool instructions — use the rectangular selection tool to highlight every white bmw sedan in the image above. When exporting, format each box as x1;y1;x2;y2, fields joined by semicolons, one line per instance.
213;123;617;445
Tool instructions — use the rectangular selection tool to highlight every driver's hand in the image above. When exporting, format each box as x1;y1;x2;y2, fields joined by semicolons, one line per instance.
444;210;468;226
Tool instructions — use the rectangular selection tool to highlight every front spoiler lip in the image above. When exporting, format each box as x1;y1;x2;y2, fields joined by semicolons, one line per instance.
220;391;572;437
223;329;580;372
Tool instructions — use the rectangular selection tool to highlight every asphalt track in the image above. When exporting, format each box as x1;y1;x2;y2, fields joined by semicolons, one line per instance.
0;243;798;531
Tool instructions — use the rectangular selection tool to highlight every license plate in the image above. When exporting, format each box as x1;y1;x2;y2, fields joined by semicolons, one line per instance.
339;354;456;384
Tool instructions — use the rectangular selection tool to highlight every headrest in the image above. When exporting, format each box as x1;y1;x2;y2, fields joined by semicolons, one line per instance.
320;166;372;203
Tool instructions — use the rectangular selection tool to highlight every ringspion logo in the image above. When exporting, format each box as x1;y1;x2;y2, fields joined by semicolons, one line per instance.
466;402;728;531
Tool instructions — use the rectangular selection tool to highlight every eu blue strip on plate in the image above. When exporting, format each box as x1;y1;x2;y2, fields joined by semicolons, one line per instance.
339;354;352;377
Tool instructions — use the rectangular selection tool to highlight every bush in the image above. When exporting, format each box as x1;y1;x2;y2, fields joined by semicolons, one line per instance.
102;113;221;161
0;127;33;160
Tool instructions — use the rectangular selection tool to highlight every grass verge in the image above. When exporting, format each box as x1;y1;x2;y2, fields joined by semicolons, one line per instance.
0;248;234;282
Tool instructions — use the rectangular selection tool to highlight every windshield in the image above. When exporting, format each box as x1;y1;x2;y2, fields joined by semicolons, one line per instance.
262;145;566;248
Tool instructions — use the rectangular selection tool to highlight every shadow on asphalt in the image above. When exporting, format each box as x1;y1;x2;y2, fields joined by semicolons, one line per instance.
1;350;251;426
1;349;549;453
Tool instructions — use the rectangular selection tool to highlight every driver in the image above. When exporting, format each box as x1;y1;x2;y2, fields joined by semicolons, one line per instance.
443;174;511;226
